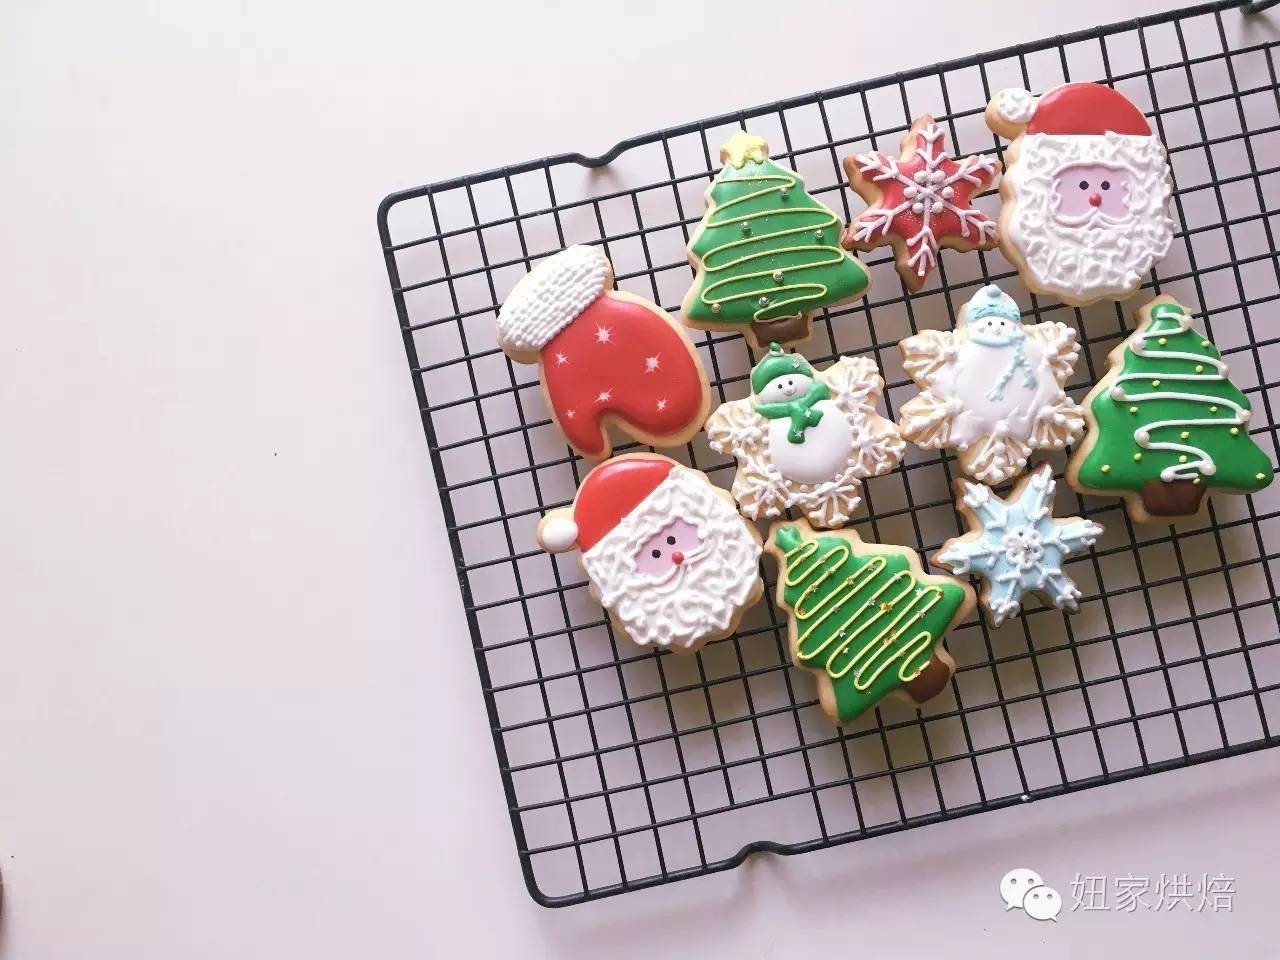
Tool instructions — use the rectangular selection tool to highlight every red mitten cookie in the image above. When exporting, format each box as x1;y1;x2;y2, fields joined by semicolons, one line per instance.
497;245;711;459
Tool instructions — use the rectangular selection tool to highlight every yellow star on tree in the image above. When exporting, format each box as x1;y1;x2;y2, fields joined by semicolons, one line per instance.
719;130;769;168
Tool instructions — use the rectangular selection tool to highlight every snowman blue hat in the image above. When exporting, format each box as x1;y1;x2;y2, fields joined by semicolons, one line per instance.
965;284;1022;324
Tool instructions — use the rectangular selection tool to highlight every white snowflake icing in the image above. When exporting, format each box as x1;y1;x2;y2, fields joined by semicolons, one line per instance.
848;122;998;281
935;464;1103;627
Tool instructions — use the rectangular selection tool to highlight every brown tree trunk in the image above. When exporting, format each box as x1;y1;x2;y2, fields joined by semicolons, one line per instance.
1140;479;1206;517
902;655;953;705
750;313;811;348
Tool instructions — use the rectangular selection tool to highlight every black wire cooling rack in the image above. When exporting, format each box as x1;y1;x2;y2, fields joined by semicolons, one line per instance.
378;0;1280;907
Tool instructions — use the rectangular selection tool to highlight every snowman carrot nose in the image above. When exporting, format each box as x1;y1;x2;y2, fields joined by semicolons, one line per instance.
672;551;685;565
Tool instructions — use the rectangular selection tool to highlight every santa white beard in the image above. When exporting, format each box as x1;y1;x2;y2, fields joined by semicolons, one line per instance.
581;468;762;650
1004;131;1174;303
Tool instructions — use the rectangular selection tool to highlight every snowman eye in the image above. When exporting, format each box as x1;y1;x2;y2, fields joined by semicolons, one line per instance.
651;549;661;559
666;535;676;545
1101;180;1111;190
1079;179;1089;190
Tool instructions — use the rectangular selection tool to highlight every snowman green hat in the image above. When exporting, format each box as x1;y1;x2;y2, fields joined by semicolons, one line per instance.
751;342;816;395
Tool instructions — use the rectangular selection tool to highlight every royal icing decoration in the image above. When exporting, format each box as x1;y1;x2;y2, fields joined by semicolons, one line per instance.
841;116;999;291
986;81;1175;306
935;464;1104;627
1069;296;1274;522
898;284;1085;485
768;522;974;724
538;455;763;653
705;343;904;527
682;131;870;349
497;245;710;459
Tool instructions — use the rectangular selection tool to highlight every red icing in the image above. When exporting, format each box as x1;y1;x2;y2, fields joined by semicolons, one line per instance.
1027;82;1151;137
573;456;674;553
540;295;704;458
847;121;997;285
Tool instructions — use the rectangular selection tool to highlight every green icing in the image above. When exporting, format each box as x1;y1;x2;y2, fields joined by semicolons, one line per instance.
754;381;830;443
687;151;868;326
1077;302;1273;495
774;525;967;724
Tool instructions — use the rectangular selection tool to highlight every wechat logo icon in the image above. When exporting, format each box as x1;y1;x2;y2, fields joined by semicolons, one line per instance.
1000;867;1062;922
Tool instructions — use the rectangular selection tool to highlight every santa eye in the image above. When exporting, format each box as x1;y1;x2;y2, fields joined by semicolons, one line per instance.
650;549;661;559
666;535;676;545
1078;180;1089;190
1101;179;1111;190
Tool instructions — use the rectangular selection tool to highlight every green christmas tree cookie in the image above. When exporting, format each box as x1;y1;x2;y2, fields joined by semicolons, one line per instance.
1069;296;1274;522
767;521;974;725
682;131;871;349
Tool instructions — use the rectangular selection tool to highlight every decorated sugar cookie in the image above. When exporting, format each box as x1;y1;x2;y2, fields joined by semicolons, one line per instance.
935;464;1104;627
497;245;711;460
538;455;763;653
682;131;871;349
898;283;1085;485
705;343;904;528
841;115;1000;291
1068;296;1274;522
767;521;975;724
986;81;1174;306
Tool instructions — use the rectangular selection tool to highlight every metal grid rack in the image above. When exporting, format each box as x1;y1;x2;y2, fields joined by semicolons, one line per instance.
378;0;1280;907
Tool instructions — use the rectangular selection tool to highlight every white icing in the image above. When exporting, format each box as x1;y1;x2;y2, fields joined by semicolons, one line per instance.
1003;131;1174;304
538;516;579;553
705;355;905;528
581;467;761;650
767;398;853;484
993;87;1038;125
496;245;608;352
898;284;1085;485
1113;306;1244;481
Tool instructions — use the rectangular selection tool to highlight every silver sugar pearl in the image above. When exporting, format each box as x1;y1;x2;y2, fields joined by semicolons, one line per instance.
741;222;751;234
758;296;770;307
772;270;784;282
814;229;824;240
711;303;721;314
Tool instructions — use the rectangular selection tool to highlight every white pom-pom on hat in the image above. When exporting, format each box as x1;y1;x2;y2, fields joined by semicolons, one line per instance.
496;245;610;353
992;88;1038;126
538;515;580;553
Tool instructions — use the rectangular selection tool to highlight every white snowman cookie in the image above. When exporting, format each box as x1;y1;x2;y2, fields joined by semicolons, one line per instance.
705;343;905;528
898;284;1084;485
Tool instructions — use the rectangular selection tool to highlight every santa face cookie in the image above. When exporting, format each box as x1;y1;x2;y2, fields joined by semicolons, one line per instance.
705;343;905;528
497;245;711;460
841;115;1000;291
1068;296;1274;523
682;131;871;350
987;82;1175;306
898;283;1085;485
538;455;764;653
767;521;975;724
935;463;1104;627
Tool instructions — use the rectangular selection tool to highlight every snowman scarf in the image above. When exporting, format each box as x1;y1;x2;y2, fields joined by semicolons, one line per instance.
754;381;831;444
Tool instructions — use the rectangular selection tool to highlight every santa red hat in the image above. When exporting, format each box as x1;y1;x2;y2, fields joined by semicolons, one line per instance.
992;81;1151;137
539;455;677;555
496;244;610;353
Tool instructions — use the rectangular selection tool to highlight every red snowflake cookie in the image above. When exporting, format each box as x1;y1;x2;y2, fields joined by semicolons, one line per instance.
841;116;1000;291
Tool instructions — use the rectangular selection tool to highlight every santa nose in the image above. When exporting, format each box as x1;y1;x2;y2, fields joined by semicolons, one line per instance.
671;551;685;565
1088;193;1103;207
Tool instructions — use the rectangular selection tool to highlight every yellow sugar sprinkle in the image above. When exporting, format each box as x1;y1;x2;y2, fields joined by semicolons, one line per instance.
1230;427;1240;436
1193;477;1202;485
1195;365;1205;373
1180;431;1191;439
1258;473;1268;481
1210;406;1219;413
1201;339;1211;347
1133;452;1143;462
1129;406;1139;414
1158;337;1168;345
1101;464;1112;473
1179;455;1189;463
1152;380;1162;388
